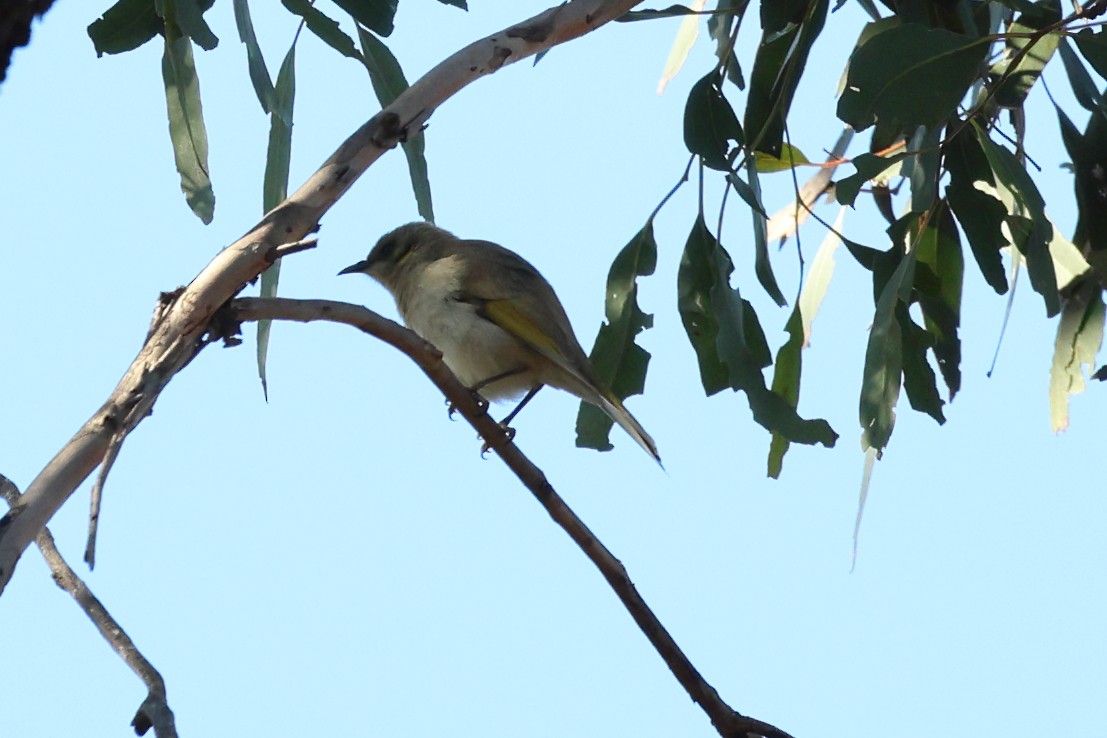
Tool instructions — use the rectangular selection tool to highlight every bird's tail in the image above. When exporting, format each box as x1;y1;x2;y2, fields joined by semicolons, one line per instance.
595;392;662;466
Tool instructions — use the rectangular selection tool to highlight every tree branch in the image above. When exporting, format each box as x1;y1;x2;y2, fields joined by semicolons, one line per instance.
228;297;794;738
0;475;176;738
0;0;647;593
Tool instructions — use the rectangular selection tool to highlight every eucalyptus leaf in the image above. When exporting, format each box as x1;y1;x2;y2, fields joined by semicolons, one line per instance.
88;0;162;56
1049;282;1105;431
684;72;744;171
282;0;361;59
161;21;214;223
837;24;987;141
859;246;916;453
577;222;658;452
357;26;434;222
233;0;278;116
257;43;297;399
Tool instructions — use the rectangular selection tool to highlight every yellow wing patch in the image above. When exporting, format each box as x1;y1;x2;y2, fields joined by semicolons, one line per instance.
482;299;565;359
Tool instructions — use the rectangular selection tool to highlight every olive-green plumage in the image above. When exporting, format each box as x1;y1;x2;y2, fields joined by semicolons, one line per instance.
339;222;660;463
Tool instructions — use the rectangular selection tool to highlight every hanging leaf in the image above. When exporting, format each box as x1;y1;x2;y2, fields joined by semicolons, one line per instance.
837;24;987;142
357;26;434;222
896;304;945;424
160;0;219;51
282;0;361;59
944;127;1009;294
1072;27;1107;81
706;0;750;88
1049;282;1106;431
684;72;744;171
798;206;847;346
161;19;214;223
677;216;837;446
257;43;298;400
746;162;787;306
859;245;916;453
577;222;658;451
657;0;708;94
989;0;1060;108
744;0;828;155
233;0;278;116
767;303;803;478
913;202;963;399
88;0;162;56
1057;38;1102;113
972;123;1059;315
332;0;398;38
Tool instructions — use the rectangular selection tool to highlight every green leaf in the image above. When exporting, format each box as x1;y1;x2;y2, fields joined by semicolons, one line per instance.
162;22;214;223
837;24;987;141
859;246;916;453
913;203;963;398
88;0;161;56
944;127;1010;294
356;26;434;222
747;162;787;306
160;0;218;51
767;303;803;478
797;206;846;345
233;0;278;116
577;222;658;451
973;123;1059;315
436;0;467;8
1057;37;1102;113
281;0;361;59
835;151;909;207
906;125;940;213
897;303;945;423
257;43;297;400
678;216;733;395
990;0;1060;108
1056;100;1107;278
677;216;837;446
753;143;809;173
684;72;744;171
1049;283;1106;431
707;0;750;88
1072;28;1107;81
332;0;398;37
744;0;828;155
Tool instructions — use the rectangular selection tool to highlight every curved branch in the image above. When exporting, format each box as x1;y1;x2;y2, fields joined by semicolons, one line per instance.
0;475;176;738
0;0;646;593
229;297;795;738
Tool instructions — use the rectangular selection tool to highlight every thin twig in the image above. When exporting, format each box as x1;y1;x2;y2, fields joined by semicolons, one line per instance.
0;474;177;738
84;428;123;569
228;297;796;738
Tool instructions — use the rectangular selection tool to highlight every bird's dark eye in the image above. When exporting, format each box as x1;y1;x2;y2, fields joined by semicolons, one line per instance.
379;236;413;264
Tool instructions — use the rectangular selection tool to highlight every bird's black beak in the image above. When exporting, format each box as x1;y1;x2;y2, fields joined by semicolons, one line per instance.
338;259;371;276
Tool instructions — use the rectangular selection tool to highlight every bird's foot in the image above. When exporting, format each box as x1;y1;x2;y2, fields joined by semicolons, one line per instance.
446;393;489;420
480;423;516;458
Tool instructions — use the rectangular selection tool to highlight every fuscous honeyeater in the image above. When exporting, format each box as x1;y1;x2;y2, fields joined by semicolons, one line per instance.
339;222;660;463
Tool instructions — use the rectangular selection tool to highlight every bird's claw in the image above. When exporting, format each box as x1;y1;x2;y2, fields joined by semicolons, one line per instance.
480;424;516;458
446;393;489;420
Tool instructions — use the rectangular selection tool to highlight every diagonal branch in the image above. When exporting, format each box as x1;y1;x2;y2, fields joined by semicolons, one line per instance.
0;475;177;738
0;0;647;594
229;297;795;738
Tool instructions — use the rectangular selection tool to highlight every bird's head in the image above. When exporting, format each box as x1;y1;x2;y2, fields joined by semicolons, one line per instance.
338;222;450;289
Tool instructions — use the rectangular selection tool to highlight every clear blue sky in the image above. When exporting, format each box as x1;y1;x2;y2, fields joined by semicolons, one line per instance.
2;3;1104;737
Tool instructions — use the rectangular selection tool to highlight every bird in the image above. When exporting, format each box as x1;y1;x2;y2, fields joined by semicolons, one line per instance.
339;222;660;463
